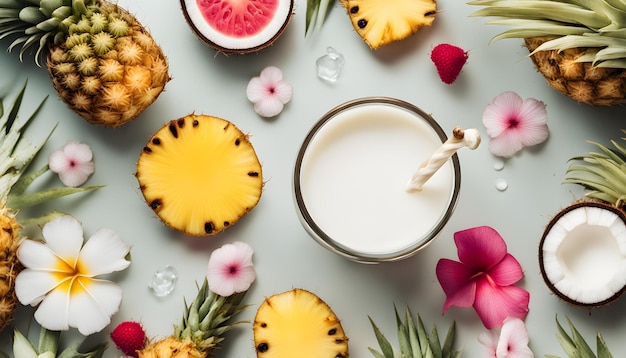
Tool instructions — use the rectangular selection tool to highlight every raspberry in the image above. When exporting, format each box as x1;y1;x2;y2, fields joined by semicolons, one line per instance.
431;43;469;84
110;321;147;358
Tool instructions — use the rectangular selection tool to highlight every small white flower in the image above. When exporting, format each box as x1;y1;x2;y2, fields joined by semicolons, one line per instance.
246;66;293;118
15;215;131;335
48;141;95;187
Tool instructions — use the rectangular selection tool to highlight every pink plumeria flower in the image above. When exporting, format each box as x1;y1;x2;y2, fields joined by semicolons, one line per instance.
436;226;530;329
15;215;131;335
207;241;256;296
479;317;534;358
246;66;293;118
482;91;549;158
48;141;95;187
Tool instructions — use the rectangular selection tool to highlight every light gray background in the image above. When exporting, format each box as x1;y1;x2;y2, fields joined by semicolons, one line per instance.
1;0;625;356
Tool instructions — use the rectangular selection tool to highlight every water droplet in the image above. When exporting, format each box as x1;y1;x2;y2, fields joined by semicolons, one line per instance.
316;47;345;82
493;159;504;171
149;265;178;297
495;178;508;191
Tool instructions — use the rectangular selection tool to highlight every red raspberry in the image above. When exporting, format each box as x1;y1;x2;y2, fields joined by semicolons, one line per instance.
431;43;469;84
110;321;147;358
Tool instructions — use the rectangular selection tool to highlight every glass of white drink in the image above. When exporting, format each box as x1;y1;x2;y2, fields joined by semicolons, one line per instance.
293;97;461;263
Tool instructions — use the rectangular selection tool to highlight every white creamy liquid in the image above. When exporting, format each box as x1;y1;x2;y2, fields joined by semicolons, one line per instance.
299;104;455;256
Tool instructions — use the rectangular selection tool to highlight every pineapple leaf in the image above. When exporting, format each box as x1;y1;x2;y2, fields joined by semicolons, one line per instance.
305;0;333;35
7;185;103;210
395;305;412;356
597;334;613;358
5;80;26;135
429;325;442;358
405;307;422;357
368;348;388;358
441;321;457;358
38;327;60;355
416;314;430;356
369;316;396;358
370;307;459;358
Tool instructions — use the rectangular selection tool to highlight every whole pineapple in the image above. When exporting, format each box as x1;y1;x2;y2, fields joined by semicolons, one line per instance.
469;0;626;106
0;0;170;127
0;81;101;331
138;279;249;358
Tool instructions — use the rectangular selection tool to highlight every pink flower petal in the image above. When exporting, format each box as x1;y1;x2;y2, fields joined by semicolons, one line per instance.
455;226;508;271
207;241;256;297
488;254;524;287
496;317;533;358
478;329;499;357
48;141;95;187
246;66;292;118
482;92;524;138
254;96;285;118
436;258;477;312
482;91;548;158
474;278;530;329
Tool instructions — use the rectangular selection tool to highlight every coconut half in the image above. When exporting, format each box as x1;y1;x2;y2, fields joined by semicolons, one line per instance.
539;201;626;307
180;0;294;55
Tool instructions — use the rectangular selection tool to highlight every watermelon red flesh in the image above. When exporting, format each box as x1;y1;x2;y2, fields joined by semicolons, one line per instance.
197;0;279;37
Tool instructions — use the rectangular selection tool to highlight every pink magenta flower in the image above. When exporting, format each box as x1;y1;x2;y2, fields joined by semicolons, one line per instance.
482;91;548;158
246;66;293;118
436;226;530;329
207;241;256;296
48;141;95;187
478;317;534;358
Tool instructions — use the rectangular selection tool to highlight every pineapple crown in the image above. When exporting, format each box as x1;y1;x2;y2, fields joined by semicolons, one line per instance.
547;315;613;358
0;81;102;223
469;0;626;68
0;0;129;66
368;305;461;358
564;130;626;210
174;278;249;353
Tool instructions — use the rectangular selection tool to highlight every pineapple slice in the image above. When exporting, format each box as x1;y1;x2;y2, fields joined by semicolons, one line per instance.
340;0;437;49
253;288;349;358
136;114;263;236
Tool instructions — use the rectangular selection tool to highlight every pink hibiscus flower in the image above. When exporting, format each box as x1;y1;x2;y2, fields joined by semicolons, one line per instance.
207;241;256;297
482;91;548;158
436;226;530;329
246;66;293;118
478;317;534;358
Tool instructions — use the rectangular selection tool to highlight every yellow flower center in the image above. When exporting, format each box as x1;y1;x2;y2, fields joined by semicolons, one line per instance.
52;256;91;295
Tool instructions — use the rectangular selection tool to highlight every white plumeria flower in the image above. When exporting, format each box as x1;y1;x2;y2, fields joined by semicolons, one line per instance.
246;66;293;118
15;215;131;336
48;141;95;187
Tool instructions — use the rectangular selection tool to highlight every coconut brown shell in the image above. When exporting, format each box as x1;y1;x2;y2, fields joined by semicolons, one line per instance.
179;0;294;55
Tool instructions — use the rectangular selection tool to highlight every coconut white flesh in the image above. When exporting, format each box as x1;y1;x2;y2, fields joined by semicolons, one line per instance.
182;0;292;51
541;205;626;304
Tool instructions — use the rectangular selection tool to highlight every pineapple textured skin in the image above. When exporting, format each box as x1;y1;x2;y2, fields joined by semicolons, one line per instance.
0;0;170;126
340;0;436;49
470;0;626;106
0;206;21;332
46;0;170;127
